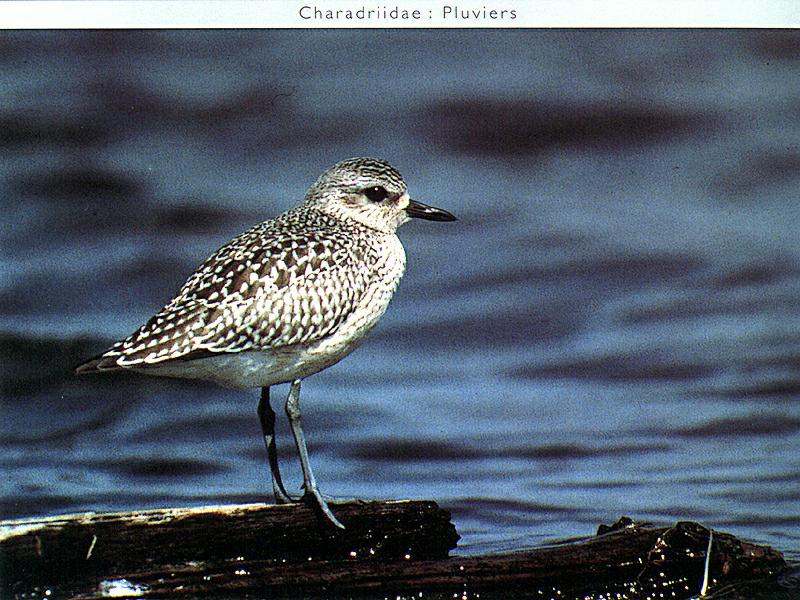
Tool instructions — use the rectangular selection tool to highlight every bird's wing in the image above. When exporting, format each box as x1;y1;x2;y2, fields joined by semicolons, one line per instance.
78;219;376;370
76;298;216;371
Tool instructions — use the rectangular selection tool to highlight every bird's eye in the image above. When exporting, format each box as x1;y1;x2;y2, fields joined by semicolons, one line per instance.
363;186;389;202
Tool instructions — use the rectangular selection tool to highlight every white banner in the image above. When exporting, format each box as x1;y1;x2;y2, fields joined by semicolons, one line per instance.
1;0;798;28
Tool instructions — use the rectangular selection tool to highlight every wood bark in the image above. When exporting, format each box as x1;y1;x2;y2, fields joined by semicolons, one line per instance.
0;502;788;599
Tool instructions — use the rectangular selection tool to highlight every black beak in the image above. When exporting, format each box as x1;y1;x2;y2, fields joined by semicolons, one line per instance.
406;199;457;222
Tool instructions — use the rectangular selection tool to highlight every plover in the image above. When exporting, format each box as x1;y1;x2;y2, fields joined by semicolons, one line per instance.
75;157;457;528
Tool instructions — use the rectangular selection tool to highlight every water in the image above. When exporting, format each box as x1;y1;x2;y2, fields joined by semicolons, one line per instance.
2;30;799;571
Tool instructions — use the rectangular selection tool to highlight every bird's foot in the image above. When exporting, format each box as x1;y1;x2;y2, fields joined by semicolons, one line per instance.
273;483;301;505
301;488;345;529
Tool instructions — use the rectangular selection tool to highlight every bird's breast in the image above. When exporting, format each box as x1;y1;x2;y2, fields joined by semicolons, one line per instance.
302;234;406;361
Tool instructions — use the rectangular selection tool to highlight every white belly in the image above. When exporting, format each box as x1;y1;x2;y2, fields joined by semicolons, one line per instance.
128;312;379;389
128;235;406;389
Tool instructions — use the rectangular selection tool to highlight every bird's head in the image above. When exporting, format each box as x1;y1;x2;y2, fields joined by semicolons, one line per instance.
304;157;456;233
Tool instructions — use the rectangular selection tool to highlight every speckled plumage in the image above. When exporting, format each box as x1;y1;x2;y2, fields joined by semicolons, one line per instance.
77;158;420;388
76;157;456;528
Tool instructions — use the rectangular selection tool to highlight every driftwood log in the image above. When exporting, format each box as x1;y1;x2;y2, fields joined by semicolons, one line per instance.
0;500;790;599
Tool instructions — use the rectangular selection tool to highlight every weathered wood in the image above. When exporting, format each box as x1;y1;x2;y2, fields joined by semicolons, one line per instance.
0;500;458;596
71;518;788;600
0;503;788;600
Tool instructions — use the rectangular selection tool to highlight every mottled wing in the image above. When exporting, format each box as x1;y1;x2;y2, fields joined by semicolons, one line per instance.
78;210;374;371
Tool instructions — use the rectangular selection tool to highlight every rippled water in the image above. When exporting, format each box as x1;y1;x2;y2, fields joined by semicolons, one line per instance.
2;30;799;570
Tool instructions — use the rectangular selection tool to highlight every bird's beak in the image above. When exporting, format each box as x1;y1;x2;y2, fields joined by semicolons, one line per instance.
405;199;457;222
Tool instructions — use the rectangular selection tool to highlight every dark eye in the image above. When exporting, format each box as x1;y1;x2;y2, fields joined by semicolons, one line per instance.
363;186;389;202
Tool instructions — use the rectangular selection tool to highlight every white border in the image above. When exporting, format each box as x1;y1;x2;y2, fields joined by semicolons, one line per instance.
0;1;799;29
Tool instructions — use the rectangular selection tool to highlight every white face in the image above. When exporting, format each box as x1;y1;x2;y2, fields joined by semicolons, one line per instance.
334;187;413;232
305;157;456;232
305;158;412;233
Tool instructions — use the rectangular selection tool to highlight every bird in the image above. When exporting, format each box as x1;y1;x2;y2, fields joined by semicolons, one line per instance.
75;157;457;528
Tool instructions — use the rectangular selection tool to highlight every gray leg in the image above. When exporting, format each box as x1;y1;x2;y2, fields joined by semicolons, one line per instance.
285;379;344;529
257;386;296;504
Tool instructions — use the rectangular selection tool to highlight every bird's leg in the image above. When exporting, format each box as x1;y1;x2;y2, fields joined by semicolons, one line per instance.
257;386;297;504
285;379;345;529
